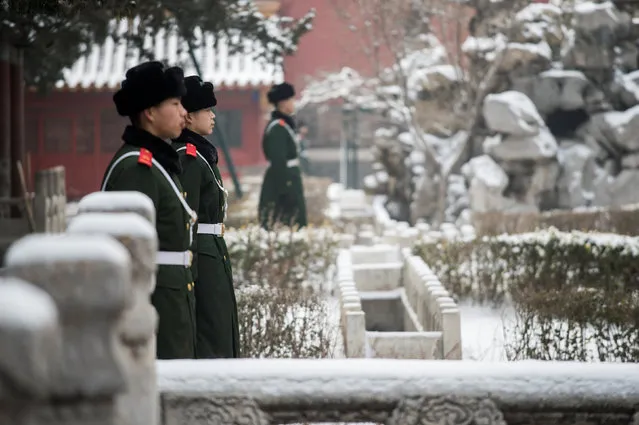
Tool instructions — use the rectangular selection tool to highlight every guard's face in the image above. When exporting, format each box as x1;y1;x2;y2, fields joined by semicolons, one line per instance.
147;97;187;139
278;98;295;115
187;108;216;136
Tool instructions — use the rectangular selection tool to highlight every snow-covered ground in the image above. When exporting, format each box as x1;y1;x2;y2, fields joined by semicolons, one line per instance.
459;301;515;361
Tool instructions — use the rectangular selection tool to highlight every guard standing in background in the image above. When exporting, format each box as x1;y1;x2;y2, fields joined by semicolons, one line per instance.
173;76;240;358
258;82;308;230
101;61;198;359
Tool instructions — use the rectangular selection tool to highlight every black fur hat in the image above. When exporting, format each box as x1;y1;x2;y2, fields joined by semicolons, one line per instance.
113;61;187;117
267;82;295;105
181;76;217;113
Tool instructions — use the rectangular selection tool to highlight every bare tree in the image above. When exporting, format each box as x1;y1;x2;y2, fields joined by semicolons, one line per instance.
329;0;474;224
327;0;538;224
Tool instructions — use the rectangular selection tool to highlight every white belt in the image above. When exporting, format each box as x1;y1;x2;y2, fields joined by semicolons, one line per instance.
198;223;225;236
287;158;299;167
156;250;192;267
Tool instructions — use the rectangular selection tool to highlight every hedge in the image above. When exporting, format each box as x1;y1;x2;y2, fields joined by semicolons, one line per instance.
225;224;340;358
414;228;639;361
472;204;639;236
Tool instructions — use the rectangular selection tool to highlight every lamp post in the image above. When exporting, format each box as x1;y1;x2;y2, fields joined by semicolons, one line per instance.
341;102;374;189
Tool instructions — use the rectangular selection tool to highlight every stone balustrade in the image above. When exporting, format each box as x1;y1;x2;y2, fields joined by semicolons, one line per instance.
1;190;160;425
157;359;639;425
67;210;159;425
336;242;458;359
1;231;131;425
1;189;638;425
402;248;462;359
335;249;366;357
326;183;375;234
33;166;66;233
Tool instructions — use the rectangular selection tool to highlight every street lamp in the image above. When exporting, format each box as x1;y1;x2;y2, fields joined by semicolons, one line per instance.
341;101;375;189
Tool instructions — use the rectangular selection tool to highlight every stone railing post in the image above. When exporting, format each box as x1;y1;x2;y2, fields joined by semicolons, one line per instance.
441;308;462;360
344;310;366;357
67;211;159;425
157;359;639;425
32;166;66;233
33;168;49;232
52;166;66;232
3;233;131;425
76;191;155;224
0;277;61;425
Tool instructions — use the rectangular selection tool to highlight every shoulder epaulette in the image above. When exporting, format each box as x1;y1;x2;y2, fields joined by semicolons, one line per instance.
138;148;153;167
186;143;197;157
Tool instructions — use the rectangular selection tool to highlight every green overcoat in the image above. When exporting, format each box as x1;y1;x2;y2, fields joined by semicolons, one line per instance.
258;113;308;229
102;126;196;359
173;129;240;358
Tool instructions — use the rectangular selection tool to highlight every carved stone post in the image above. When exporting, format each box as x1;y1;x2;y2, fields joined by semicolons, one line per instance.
0;277;61;425
76;191;155;224
4;233;131;425
345;310;366;358
67;212;159;425
33;168;49;232
441;307;462;360
52;166;66;232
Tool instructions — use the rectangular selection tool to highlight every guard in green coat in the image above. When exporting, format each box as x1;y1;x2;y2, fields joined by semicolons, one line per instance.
101;61;198;359
172;76;240;358
258;82;308;230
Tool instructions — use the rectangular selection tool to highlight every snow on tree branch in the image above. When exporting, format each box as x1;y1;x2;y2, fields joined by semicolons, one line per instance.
4;0;315;89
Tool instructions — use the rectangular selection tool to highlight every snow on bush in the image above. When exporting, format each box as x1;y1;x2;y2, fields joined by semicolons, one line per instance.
225;224;340;358
415;227;639;362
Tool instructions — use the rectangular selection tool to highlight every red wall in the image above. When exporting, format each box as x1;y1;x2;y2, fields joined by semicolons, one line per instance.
281;0;392;90
24;88;263;199
281;0;473;91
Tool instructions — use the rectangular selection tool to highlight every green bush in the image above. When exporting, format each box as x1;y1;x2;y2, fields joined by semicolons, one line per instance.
414;228;639;361
225;224;339;358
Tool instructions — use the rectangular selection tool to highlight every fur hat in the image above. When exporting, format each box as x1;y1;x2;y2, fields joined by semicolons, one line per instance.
181;76;217;113
113;61;187;117
267;82;295;105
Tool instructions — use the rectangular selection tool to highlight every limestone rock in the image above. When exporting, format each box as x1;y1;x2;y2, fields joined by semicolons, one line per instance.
525;161;561;206
513;3;564;49
498;41;552;72
513;70;605;116
573;1;628;34
483;91;545;136
621;152;639;169
594;169;639;206
593;105;639;152
483;127;558;162
461;155;519;212
556;142;598;208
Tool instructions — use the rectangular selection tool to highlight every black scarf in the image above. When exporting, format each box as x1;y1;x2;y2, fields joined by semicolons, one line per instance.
121;125;181;174
271;110;296;131
173;128;219;166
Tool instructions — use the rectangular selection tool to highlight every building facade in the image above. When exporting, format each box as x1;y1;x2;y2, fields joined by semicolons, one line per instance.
24;0;477;197
25;15;282;198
